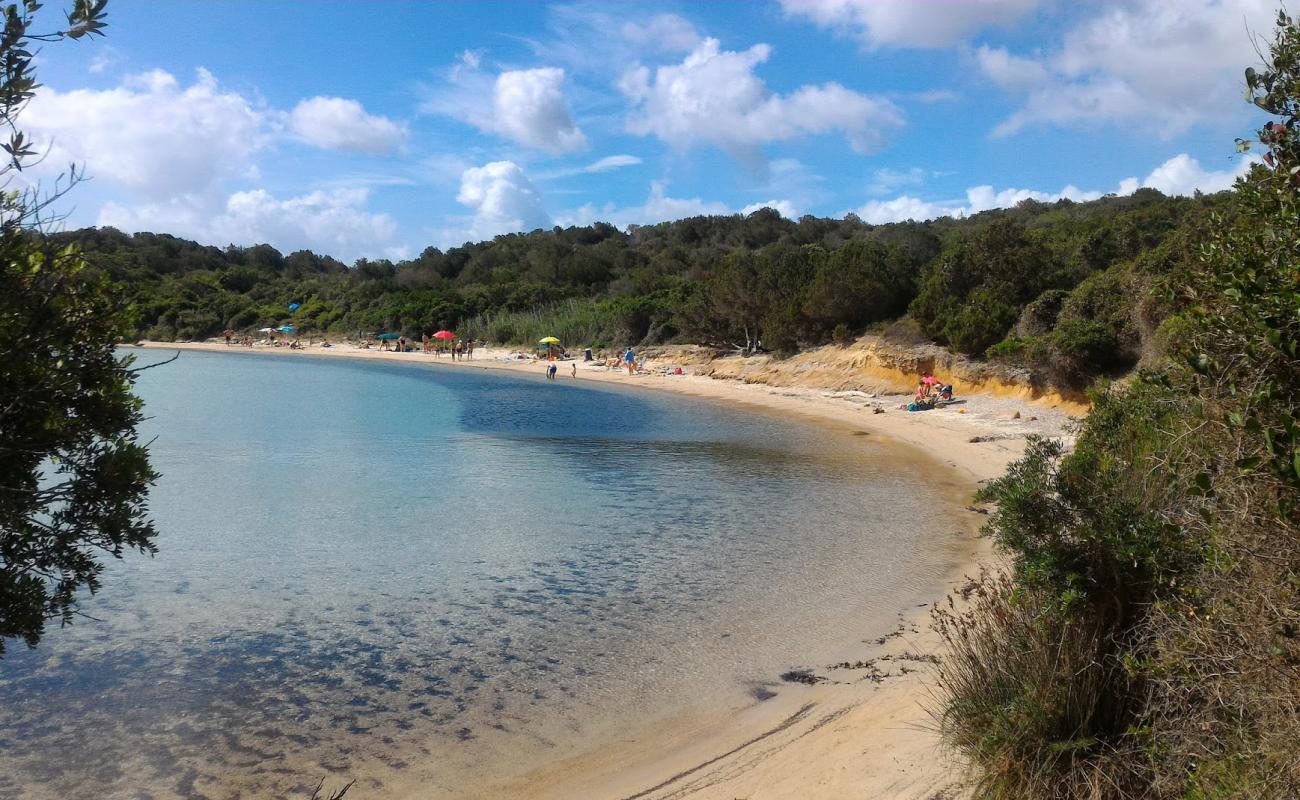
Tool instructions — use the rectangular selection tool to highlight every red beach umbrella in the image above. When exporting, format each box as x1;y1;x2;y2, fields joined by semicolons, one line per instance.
433;330;455;340
921;375;941;385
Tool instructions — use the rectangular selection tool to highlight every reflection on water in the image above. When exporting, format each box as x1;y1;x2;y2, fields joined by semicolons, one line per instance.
0;351;955;799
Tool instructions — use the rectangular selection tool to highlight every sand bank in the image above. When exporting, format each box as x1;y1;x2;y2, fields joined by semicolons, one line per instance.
131;340;1078;799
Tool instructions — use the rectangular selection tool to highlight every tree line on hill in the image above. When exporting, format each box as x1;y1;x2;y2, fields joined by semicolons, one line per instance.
57;186;1221;392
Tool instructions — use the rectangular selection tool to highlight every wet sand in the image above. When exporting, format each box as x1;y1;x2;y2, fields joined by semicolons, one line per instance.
130;341;1077;799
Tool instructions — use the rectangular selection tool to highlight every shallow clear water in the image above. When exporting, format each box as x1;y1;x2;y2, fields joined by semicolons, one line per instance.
0;350;959;799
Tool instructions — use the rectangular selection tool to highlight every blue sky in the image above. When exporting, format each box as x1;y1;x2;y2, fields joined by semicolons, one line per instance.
24;0;1281;262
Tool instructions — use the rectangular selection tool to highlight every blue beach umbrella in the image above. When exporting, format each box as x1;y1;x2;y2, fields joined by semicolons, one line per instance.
288;302;300;312
279;325;296;333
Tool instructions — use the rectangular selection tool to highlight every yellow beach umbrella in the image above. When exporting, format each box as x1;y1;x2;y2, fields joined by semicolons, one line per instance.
538;336;560;344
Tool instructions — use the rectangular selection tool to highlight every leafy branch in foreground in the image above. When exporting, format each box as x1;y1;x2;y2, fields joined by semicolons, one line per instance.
1;0;158;658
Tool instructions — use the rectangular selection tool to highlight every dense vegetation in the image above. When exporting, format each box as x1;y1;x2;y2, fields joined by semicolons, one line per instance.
62;184;1222;391
2;0;159;658
934;12;1299;800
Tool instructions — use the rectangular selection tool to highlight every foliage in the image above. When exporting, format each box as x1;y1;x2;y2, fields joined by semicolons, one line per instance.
935;11;1300;799
1;0;158;658
933;573;1143;800
60;190;1220;387
911;219;1056;354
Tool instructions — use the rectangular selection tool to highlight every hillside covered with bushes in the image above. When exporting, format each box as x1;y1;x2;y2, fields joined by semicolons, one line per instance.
63;185;1219;392
933;12;1299;800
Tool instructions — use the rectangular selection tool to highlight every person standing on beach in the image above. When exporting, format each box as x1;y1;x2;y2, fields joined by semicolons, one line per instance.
571;363;577;378
624;347;635;375
547;363;557;380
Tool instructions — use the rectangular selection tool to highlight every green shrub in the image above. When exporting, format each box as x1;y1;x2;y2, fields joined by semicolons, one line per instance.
933;574;1144;800
1015;289;1067;338
1039;320;1121;388
945;289;1021;355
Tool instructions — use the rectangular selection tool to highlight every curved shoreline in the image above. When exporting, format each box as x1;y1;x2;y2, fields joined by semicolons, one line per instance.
129;341;1075;799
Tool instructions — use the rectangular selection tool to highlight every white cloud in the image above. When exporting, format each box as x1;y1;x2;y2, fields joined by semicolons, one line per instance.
536;154;644;181
973;45;1051;91
865;167;928;196
98;187;400;263
780;0;1040;49
979;0;1281;137
583;154;642;173
426;58;586;154
289;96;407;153
557;181;796;229
854;153;1250;223
450;160;552;243
858;182;1102;223
620;38;903;157
24;68;267;198
492;68;587;154
1138;153;1250;195
88;45;122;75
526;5;702;75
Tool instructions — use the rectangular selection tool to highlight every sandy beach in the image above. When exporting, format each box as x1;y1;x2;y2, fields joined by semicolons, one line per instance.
131;340;1079;799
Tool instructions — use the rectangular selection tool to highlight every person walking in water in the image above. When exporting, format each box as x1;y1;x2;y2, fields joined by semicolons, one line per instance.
624;347;635;375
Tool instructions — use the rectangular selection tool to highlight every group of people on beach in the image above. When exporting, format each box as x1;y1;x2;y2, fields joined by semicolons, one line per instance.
374;335;474;358
222;330;321;349
908;374;954;411
600;348;641;374
546;346;643;381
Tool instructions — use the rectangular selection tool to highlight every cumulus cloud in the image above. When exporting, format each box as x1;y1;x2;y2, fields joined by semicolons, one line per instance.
978;0;1280;137
21;68;412;258
855;153;1251;223
98;188;400;263
780;0;1040;49
450;160;552;243
1128;153;1251;196
289;96;407;153
491;68;587;153
24;68;267;198
619;38;903;157
425;56;586;154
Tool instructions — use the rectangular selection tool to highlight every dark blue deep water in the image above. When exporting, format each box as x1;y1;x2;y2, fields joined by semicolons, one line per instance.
0;350;959;798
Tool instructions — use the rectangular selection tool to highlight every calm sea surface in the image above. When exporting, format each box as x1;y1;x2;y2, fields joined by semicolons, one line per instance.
0;350;960;798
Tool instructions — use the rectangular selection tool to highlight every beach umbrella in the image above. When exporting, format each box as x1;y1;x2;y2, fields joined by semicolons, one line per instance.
258;327;277;333
279;325;296;334
538;336;560;344
288;302;300;312
921;375;941;385
376;332;401;340
433;330;455;340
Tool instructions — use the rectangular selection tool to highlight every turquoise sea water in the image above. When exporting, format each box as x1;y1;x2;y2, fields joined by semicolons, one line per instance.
0;350;960;798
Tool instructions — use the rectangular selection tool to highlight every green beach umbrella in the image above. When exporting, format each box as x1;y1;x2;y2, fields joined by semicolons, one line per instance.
377;332;400;340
